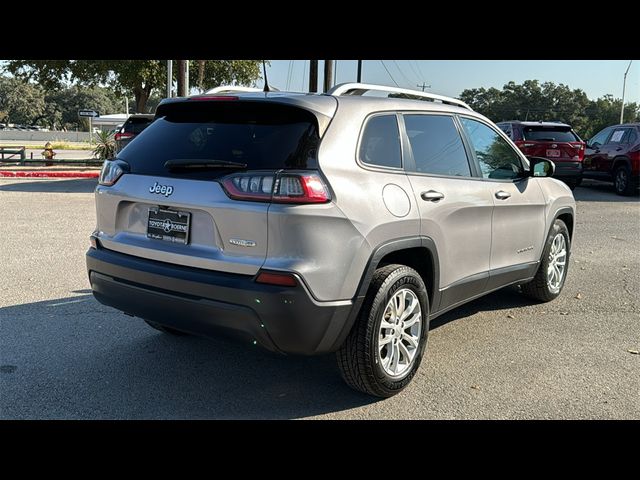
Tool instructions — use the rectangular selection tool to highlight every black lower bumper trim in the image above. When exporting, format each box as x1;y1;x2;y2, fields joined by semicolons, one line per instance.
86;247;353;355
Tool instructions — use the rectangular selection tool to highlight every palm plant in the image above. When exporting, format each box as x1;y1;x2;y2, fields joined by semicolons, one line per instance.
92;130;116;160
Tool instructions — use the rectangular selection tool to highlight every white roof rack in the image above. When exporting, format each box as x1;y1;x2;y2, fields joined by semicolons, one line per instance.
205;86;263;94
327;82;471;110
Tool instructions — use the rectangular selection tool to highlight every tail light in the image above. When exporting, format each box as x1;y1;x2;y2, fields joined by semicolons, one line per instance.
514;140;536;150
570;142;585;161
114;132;135;141
221;171;331;204
98;159;128;186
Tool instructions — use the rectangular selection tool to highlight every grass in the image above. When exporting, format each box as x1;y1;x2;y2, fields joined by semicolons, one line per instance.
25;142;93;150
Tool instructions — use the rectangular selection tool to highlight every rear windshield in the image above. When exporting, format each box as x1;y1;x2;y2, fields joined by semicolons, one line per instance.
523;126;579;142
123;117;154;134
117;101;320;180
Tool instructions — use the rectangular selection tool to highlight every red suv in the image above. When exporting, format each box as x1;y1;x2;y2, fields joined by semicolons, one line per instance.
583;123;640;196
497;121;585;189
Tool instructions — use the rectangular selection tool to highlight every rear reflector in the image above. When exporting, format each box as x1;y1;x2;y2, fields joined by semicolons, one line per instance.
255;271;298;287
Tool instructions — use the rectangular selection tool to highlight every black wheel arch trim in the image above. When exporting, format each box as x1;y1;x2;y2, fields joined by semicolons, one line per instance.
328;236;440;352
552;206;575;240
611;156;631;173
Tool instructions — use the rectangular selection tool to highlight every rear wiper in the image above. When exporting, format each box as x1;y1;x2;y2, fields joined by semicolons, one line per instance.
164;159;247;170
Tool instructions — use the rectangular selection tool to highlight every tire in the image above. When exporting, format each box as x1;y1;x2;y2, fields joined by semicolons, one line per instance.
574;177;582;188
336;264;430;398
144;319;189;336
564;179;577;190
614;164;634;196
521;219;570;302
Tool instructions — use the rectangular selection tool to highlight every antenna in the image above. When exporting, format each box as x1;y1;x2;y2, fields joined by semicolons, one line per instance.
262;60;270;93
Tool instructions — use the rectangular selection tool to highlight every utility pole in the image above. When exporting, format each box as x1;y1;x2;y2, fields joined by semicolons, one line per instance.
417;82;431;92
357;60;362;82
177;60;189;97
125;97;129;115
620;60;633;124
309;60;318;93
167;60;173;98
323;60;334;92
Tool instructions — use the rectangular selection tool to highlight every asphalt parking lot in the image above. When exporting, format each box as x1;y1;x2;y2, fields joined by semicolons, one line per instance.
0;178;638;419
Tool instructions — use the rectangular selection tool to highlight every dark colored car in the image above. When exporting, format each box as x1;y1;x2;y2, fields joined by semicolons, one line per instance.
497;121;585;189
583;123;640;196
114;114;155;153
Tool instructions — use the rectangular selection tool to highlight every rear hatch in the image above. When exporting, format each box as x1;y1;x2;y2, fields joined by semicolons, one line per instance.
97;99;329;275
515;125;584;162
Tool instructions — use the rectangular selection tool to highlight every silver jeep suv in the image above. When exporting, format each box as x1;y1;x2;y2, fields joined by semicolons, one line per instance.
87;83;575;397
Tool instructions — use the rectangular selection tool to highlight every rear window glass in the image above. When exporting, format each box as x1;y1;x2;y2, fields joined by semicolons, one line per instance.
359;115;402;168
523;127;579;142
117;102;320;179
123;117;153;134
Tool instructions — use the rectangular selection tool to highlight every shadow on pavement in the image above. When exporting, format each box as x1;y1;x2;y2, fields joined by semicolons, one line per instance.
0;294;377;419
0;178;97;193
574;180;639;203
430;285;530;330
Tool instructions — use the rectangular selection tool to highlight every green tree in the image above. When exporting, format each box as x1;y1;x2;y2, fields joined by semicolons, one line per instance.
45;86;122;130
5;60;263;114
459;80;640;139
0;77;46;126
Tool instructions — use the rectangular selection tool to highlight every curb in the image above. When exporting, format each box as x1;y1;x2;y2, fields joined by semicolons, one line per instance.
0;171;99;178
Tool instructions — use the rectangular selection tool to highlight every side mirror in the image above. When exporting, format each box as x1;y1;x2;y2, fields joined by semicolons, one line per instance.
528;157;555;178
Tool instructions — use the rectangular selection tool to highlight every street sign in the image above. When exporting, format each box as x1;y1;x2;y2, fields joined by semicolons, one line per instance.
78;110;100;118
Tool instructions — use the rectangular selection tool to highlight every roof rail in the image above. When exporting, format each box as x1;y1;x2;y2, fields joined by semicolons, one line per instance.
327;83;471;110
205;86;263;94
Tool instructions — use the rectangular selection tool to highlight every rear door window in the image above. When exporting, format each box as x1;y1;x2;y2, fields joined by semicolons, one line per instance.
523;126;579;142
404;114;471;177
117;102;320;180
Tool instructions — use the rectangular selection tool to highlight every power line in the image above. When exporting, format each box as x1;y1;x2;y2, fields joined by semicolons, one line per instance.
392;60;413;86
380;60;399;87
414;60;428;81
407;60;422;84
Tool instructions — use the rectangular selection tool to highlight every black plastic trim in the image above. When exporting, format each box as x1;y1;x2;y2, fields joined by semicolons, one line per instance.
326;236;441;352
86;247;352;355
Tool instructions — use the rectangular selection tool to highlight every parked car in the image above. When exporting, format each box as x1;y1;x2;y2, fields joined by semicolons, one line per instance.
114;114;155;153
497;121;585;189
87;83;575;397
583;123;640;196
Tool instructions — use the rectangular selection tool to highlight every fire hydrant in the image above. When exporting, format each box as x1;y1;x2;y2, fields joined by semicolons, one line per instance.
42;142;56;166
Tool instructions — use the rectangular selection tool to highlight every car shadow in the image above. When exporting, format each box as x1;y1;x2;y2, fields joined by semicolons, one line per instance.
0;294;377;419
430;285;530;330
574;179;639;202
0;178;97;193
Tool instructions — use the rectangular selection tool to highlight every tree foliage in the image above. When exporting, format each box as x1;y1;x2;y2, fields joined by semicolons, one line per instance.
4;60;263;113
460;80;640;139
0;76;45;125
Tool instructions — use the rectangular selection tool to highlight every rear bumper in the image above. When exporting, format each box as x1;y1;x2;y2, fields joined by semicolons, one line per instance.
552;161;582;181
86;247;354;355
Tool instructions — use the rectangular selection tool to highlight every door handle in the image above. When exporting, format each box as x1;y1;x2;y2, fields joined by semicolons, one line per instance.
616;147;623;151
495;190;511;200
421;190;445;202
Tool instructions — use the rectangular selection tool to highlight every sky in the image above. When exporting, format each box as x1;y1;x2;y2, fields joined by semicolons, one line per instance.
265;60;639;103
